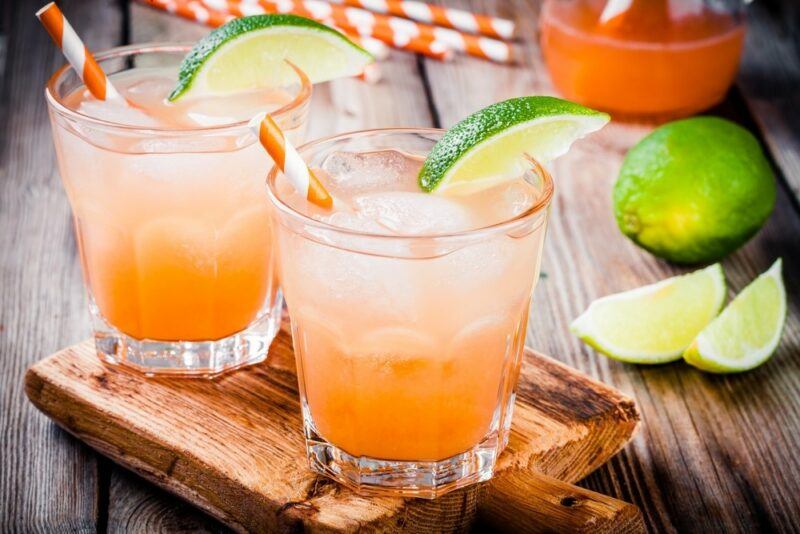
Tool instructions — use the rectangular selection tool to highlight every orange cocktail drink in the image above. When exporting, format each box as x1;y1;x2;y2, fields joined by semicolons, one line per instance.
268;129;553;497
46;44;311;376
540;0;745;119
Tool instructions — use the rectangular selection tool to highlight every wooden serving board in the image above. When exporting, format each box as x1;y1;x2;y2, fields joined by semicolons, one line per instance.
25;330;642;533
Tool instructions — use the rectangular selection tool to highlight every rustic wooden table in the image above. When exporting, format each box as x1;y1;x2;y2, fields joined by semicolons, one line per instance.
2;1;798;532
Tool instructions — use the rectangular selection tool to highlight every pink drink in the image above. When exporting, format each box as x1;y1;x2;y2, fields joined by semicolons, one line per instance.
46;44;310;375
269;130;552;497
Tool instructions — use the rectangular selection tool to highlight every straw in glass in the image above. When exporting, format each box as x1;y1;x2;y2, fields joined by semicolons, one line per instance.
36;2;127;104
248;112;333;209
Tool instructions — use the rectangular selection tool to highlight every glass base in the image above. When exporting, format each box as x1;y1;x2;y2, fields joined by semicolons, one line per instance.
91;293;283;378
303;418;501;499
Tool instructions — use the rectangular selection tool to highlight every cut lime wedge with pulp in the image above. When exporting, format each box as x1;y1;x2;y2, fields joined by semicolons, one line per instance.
684;259;786;373
418;96;609;195
571;264;726;364
169;14;373;101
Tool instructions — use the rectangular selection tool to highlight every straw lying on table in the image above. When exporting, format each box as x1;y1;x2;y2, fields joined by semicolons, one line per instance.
157;0;237;27
249;112;333;209
327;0;515;39
232;0;513;63
144;0;385;82
148;0;388;58
207;0;454;60
36;2;127;103
317;16;453;61
325;22;390;60
142;0;514;63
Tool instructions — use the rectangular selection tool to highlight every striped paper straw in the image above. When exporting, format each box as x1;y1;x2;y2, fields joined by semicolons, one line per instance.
147;0;237;27
36;2;126;103
143;0;382;80
325;21;390;60
190;0;390;58
249;112;333;208
329;0;515;39
259;0;512;63
209;0;453;60
330;17;452;60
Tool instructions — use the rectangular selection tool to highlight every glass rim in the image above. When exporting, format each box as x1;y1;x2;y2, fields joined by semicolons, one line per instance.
266;127;555;241
44;42;312;134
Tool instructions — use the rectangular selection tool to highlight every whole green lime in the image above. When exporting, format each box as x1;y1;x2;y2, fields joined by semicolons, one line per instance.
613;117;776;264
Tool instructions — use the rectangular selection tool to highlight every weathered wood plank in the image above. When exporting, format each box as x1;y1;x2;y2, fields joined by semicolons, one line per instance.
421;1;800;533
107;469;228;534
737;0;800;208
0;1;127;531
477;468;645;533
26;333;639;533
7;0;800;531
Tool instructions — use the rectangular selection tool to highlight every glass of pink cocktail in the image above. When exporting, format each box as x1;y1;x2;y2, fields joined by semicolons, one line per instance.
268;129;553;497
46;43;311;376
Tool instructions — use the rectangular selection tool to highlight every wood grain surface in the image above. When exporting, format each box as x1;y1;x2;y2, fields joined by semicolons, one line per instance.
26;332;639;533
737;1;800;208
2;0;800;532
0;1;122;531
477;467;644;534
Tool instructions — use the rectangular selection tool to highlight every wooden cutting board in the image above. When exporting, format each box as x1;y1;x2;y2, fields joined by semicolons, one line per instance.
25;330;642;533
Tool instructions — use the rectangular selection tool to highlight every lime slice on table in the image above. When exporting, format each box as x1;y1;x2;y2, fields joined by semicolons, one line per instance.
684;259;786;373
169;14;373;101
570;264;726;364
418;96;609;195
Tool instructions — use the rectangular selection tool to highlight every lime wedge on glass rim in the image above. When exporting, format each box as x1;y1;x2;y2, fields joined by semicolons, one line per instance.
570;264;727;364
418;96;609;195
684;259;786;373
169;14;373;101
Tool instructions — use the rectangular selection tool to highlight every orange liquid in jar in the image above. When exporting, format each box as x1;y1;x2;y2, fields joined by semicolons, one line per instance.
540;0;746;119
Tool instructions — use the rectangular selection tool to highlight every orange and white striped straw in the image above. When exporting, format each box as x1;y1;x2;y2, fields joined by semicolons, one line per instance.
237;0;511;62
204;0;453;60
36;2;126;103
248;112;333;209
147;0;237;27
328;0;515;39
324;21;390;60
328;18;452;61
143;0;383;80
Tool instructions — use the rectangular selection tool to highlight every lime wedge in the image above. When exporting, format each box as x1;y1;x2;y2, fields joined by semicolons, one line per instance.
571;264;726;364
684;259;786;373
169;14;373;101
418;96;609;195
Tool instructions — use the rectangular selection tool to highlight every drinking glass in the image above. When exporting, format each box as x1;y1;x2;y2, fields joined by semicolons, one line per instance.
45;43;311;376
268;129;553;497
